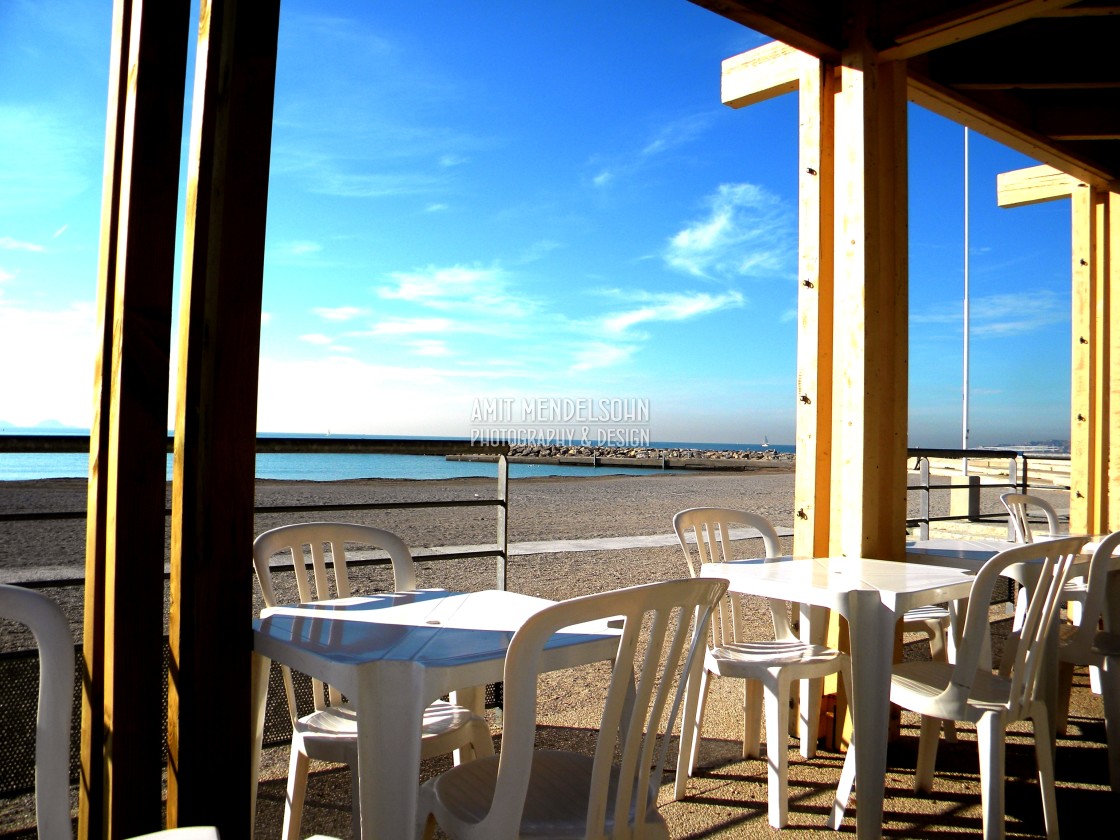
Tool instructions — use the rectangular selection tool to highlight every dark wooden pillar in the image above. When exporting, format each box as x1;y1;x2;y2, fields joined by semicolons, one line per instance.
166;0;280;832
80;1;190;837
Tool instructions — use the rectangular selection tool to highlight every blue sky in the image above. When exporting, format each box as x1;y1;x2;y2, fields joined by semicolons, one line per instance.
0;0;1073;448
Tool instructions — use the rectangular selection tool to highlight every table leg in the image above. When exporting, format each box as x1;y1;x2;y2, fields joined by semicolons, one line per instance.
844;592;896;840
355;660;427;840
250;651;270;835
450;685;484;764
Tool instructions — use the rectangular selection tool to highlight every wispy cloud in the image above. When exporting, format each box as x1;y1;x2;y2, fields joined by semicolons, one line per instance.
0;268;13;283
367;316;455;335
376;264;536;318
299;333;334;345
571;342;637;372
590;112;712;189
314;306;365;322
912;289;1067;337
665;183;793;280
600;290;744;336
410;339;452;357
0;236;45;252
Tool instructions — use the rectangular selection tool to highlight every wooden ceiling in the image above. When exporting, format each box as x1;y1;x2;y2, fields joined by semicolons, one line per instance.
691;1;1120;186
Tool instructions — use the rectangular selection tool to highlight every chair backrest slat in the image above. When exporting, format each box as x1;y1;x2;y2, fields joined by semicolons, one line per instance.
999;493;1062;544
1061;530;1120;661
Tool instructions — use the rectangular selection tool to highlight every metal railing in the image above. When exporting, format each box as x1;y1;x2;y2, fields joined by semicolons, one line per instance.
0;434;512;590
907;447;1072;540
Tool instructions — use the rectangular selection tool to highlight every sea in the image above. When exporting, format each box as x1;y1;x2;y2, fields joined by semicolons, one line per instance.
0;429;793;482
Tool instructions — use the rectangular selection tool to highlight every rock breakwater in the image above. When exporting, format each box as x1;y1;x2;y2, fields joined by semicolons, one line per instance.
447;444;794;471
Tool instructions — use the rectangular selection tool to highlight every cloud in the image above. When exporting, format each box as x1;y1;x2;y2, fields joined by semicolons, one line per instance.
425;203;449;213
0;268;13;283
52;225;68;239
912;289;1066;337
299;333;333;345
570;342;637;372
590;113;712;189
314;306;365;322
376;264;536;318
0;236;45;252
665;183;793;280
600;290;744;336
439;154;467;168
0;106;97;214
366;317;455;336
410;339;452;357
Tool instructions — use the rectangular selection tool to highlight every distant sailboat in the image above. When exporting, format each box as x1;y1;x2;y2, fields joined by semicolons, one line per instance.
761;435;770;449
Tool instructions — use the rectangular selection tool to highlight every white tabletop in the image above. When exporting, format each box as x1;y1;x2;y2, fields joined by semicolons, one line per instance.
699;556;977;840
251;589;621;839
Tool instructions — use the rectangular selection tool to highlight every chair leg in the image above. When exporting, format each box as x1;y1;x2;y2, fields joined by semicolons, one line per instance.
468;717;495;757
800;676;821;759
674;667;711;800
914;715;943;793
743;678;763;760
826;743;856;831
350;764;361;840
1029;703;1060;840
976;712;1007;840
1055;660;1075;736
763;674;791;829
1100;653;1120;792
283;745;310;840
926;621;958;743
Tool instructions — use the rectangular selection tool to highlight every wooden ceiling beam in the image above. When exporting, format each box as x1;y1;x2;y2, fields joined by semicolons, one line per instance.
688;0;842;61
722;41;814;108
878;0;1082;60
909;71;1115;185
996;163;1083;206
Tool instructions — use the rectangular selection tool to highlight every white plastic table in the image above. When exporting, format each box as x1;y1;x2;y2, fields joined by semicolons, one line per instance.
697;556;977;840
250;589;621;839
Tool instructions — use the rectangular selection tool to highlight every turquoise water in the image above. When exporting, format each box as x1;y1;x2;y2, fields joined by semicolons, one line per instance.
0;431;792;481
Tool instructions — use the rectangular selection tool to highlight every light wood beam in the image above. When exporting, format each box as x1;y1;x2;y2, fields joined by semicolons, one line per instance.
793;59;836;558
722;41;809;108
1110;190;1120;531
1091;190;1110;531
1070;186;1098;533
879;0;1082;60
829;50;910;560
997;164;1081;207
80;1;190;837
166;0;280;832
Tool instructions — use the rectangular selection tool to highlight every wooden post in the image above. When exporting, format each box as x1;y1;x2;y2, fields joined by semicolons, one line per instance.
1071;185;1099;533
997;167;1114;534
793;58;836;559
166;0;279;832
1110;190;1120;532
829;47;909;560
80;1;190;836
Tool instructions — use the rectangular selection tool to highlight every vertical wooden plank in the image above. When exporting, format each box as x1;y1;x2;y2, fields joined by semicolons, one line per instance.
829;46;909;560
1070;185;1095;534
793;58;836;559
1110;190;1120;532
80;1;129;833
167;0;280;832
1092;190;1109;532
80;1;190;837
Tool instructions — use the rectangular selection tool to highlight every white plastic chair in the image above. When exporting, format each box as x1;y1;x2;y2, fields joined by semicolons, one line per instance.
882;536;1087;840
1055;530;1120;734
1090;630;1120;791
417;577;727;840
670;508;853;828
253;522;494;840
999;492;1086;636
0;584;74;840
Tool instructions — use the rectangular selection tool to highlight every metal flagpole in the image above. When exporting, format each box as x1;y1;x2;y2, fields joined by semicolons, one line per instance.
962;126;971;474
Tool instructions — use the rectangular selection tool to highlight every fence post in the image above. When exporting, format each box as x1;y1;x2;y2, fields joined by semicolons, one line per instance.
918;457;930;540
496;453;509;591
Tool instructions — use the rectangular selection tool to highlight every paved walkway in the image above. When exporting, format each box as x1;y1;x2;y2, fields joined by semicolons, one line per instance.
414;525;795;559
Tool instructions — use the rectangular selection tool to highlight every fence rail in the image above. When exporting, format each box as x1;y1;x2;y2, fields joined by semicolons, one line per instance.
906;447;1071;539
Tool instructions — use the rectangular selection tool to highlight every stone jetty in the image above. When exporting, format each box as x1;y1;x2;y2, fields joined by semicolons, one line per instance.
447;444;794;471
